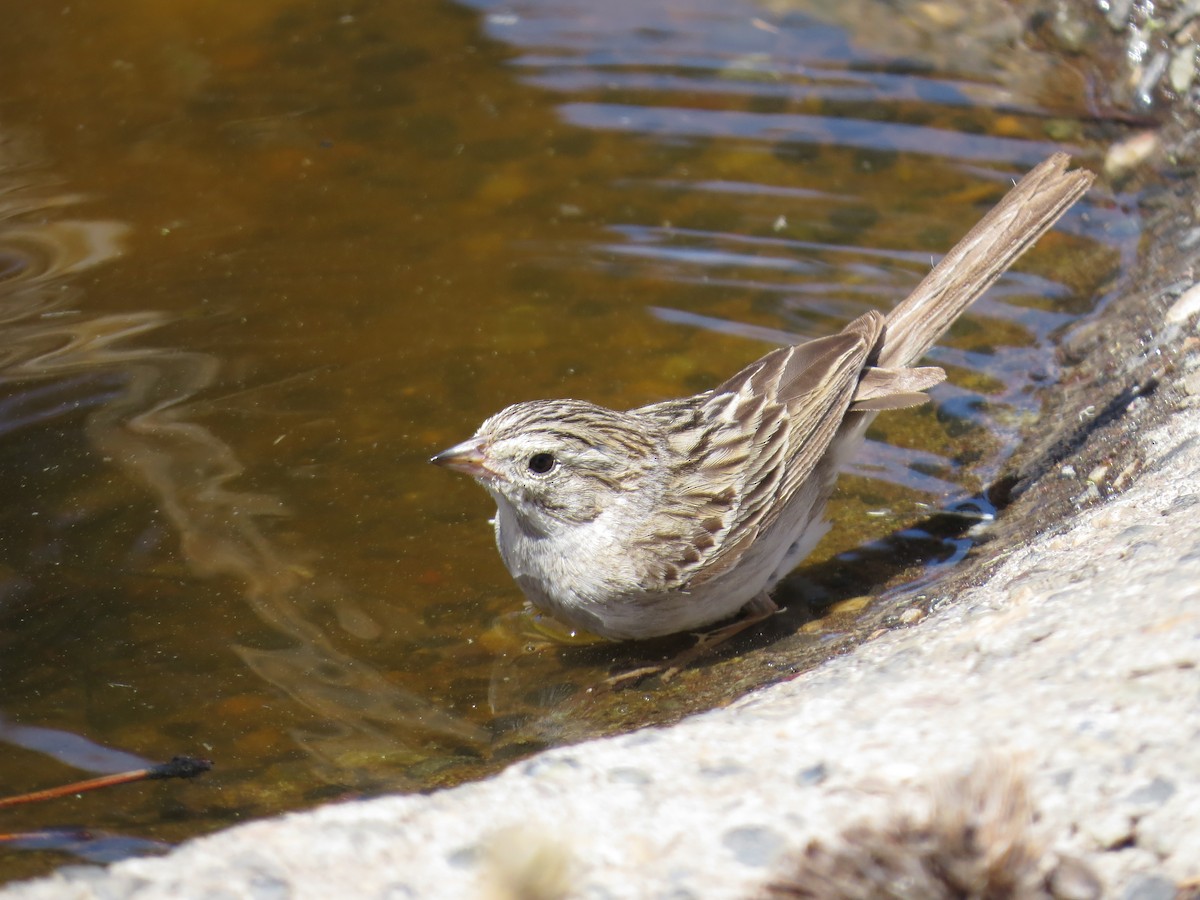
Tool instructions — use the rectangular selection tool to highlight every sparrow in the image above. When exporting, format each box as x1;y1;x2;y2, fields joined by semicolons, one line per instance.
433;154;1093;648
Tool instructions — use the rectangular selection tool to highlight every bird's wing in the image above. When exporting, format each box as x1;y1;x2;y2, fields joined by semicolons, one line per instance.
631;312;889;591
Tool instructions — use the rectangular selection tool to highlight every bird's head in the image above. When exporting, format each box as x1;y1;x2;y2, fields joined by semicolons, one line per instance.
431;399;660;534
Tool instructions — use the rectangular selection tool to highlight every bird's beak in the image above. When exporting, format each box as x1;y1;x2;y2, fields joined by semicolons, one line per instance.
430;438;490;479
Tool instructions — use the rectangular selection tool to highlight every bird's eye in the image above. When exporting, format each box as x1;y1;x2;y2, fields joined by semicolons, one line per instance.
527;452;556;475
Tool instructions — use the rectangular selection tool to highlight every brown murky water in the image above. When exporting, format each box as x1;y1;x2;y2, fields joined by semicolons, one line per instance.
0;0;1129;881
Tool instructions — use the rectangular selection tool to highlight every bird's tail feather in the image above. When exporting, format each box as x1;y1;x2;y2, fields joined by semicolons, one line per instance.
878;153;1095;370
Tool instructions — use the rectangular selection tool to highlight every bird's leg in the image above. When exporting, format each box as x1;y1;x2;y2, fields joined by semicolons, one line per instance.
661;593;780;682
606;594;780;687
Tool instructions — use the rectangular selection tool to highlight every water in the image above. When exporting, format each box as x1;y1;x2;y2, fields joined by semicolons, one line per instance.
0;0;1129;882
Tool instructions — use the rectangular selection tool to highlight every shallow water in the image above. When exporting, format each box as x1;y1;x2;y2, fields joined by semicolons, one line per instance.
0;0;1130;881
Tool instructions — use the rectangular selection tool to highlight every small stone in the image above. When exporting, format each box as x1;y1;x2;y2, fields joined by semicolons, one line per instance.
795;762;829;785
1183;369;1200;400
1117;524;1151;542
1162;493;1200;514
1049;2;1093;51
721;825;787;868
1106;0;1133;29
1109;461;1140;492
608;766;653;786
1166;284;1200;324
699;760;746;779
1132;800;1200;862
1120;874;1177;900
1047;855;1103;900
829;595;871;614
899;607;925;625
1168;44;1196;93
1122;776;1177;809
447;845;480;869
1104;131;1160;180
1083;810;1134;849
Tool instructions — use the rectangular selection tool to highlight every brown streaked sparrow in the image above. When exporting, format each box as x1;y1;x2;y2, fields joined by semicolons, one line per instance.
433;154;1093;648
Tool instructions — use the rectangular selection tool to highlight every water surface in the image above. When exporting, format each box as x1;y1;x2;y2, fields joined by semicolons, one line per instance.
0;0;1128;881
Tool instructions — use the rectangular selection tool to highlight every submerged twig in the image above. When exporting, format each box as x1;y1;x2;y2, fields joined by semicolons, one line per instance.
0;755;212;809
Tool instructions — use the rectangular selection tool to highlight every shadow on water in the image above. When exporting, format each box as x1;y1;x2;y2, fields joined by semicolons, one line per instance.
0;0;1139;880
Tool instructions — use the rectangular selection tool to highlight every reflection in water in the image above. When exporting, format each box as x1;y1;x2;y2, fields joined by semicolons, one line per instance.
474;0;1075;158
562;102;1076;163
0;138;485;790
2;829;168;865
0;713;150;775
